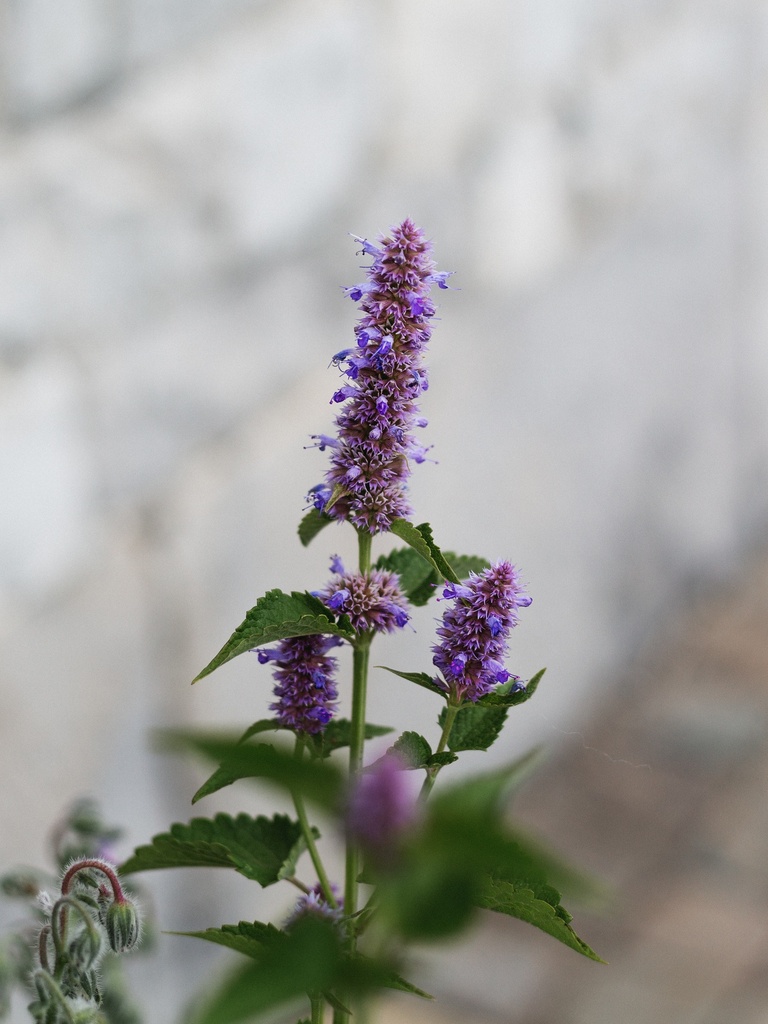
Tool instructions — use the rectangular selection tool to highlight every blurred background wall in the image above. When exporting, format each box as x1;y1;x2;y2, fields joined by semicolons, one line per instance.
2;0;768;1020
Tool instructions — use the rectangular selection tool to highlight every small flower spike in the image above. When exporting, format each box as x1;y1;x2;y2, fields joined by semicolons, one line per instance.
317;556;410;635
308;219;452;533
432;561;531;703
258;634;342;734
285;882;344;929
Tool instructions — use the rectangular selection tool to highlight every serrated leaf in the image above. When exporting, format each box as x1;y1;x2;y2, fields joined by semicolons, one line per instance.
478;668;545;707
193;590;354;682
312;719;393;758
179;721;285;802
389;520;461;584
175;920;282;960
427;751;458;768
476;876;604;962
297;509;334;547
161;732;343;810
120;814;308;886
438;702;509;752
377;666;446;698
387;732;432;769
188;917;342;1024
374;547;436;605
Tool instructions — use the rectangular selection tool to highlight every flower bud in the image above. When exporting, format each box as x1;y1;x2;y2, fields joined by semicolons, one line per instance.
105;900;141;953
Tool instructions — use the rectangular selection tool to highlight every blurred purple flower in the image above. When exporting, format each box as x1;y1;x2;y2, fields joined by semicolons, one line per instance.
346;753;418;869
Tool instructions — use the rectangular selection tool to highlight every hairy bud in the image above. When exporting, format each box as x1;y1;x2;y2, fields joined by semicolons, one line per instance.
105;900;141;953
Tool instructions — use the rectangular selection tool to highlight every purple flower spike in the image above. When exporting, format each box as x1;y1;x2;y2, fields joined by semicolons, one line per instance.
311;219;450;534
318;560;410;635
346;753;418;869
259;634;342;734
432;561;531;703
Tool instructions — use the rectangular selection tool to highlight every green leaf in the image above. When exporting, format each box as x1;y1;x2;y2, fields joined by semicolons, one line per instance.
476;876;604;962
173;721;285;802
176;920;282;960
375;547;490;606
188;917;342;1024
438;702;509;752
374;547;437;606
387;732;432;769
297;509;334;547
184;918;426;1024
312;719;394;758
120;814;308;886
478;668;545;707
161;732;343;810
389;520;461;584
433;748;545;819
193;590;355;682
377;666;446;698
181;917;333;975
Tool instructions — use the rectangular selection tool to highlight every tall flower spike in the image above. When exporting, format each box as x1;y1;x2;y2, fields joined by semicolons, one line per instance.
432;561;531;703
308;219;451;534
317;556;410;635
258;634;342;734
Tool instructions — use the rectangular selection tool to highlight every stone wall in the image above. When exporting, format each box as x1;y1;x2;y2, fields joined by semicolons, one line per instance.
2;0;768;1018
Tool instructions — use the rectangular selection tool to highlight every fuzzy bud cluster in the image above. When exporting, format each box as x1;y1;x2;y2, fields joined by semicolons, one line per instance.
28;859;140;1024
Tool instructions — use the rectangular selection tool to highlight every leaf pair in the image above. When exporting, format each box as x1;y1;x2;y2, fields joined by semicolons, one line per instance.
183;917;430;1024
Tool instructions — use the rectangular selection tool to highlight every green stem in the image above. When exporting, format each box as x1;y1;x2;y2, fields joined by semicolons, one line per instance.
420;703;460;800
335;529;374;1024
344;635;371;921
310;992;325;1024
292;738;338;909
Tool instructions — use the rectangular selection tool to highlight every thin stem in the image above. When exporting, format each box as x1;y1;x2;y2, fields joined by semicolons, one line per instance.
60;858;125;903
292;738;338;909
420;702;460;800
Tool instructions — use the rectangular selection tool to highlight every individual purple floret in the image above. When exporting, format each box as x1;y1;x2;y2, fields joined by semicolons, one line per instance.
307;219;452;534
257;634;342;734
284;882;344;929
317;556;410;634
346;753;418;869
432;561;531;703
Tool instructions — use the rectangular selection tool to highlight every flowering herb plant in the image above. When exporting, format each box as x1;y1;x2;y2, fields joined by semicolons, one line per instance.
2;221;601;1024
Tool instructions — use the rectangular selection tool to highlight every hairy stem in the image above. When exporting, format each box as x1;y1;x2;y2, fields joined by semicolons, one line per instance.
293;738;338;909
420;702;460;799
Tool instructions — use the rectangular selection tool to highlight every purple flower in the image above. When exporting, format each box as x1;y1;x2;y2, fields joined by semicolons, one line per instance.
317;556;410;634
307;219;452;534
432;561;531;703
258;634;342;734
346;753;418;869
284;882;343;929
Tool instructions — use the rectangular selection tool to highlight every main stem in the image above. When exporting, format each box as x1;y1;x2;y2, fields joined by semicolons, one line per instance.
335;529;373;1024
